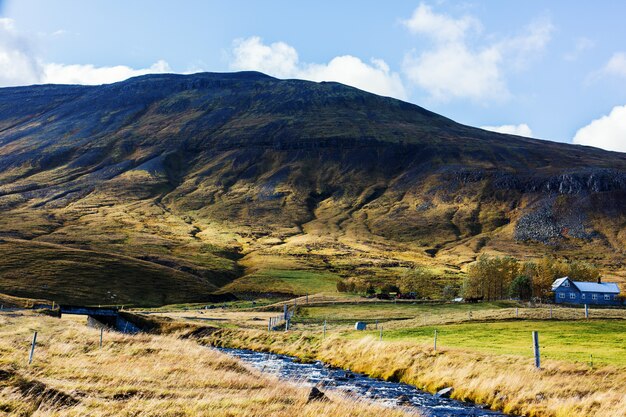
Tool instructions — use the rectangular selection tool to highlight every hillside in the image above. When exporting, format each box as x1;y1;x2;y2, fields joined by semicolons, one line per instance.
0;72;625;305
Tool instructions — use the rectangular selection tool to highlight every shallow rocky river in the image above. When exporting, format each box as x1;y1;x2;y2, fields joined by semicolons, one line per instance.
218;348;512;417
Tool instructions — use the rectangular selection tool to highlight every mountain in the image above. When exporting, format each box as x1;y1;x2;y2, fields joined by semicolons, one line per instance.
0;71;625;305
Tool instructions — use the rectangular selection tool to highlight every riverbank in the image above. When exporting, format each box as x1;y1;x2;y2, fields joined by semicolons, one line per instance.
200;325;626;417
0;312;412;417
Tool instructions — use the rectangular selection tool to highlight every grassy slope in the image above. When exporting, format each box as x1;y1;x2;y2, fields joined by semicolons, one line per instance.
0;312;411;417
0;239;222;306
219;269;340;295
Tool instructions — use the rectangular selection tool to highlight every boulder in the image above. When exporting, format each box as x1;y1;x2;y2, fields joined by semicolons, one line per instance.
435;387;454;398
307;386;329;402
396;394;411;404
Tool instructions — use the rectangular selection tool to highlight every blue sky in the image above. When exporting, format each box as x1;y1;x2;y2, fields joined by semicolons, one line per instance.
1;1;626;152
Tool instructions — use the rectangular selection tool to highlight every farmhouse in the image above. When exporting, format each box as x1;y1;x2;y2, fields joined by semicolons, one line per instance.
552;276;621;306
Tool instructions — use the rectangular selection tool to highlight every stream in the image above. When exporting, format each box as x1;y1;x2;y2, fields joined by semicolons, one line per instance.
217;348;512;417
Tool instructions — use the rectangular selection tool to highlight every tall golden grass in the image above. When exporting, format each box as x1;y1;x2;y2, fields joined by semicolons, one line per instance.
0;312;414;417
205;326;626;417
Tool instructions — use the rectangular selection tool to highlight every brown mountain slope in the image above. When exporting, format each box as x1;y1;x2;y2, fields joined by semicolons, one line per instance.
0;72;624;305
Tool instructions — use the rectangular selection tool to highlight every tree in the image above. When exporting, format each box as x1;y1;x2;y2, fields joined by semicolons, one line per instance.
464;255;520;301
525;257;601;300
567;261;601;282
509;275;533;300
442;285;457;300
462;272;483;299
398;266;435;298
379;283;400;294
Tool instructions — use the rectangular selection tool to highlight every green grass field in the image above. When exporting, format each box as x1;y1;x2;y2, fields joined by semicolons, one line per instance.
358;320;626;366
220;269;341;295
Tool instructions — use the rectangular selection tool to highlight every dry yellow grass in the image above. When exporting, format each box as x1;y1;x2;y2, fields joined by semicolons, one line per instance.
0;312;414;417
205;326;626;417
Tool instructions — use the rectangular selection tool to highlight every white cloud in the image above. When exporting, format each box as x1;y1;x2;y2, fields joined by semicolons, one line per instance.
0;18;41;86
231;37;298;79
229;36;407;100
0;18;170;87
500;17;554;70
402;3;481;43
401;3;552;102
481;123;533;137
602;52;626;78
403;43;506;102
42;60;171;85
573;105;626;152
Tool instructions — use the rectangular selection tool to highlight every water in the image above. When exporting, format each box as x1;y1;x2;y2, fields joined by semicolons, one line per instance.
217;348;512;417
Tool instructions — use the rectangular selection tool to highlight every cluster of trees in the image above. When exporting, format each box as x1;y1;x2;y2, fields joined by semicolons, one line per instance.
337;266;457;300
336;255;601;302
463;255;601;301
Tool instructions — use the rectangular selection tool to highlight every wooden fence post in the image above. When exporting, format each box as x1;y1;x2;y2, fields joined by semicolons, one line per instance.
375;319;378;329
532;331;540;369
585;304;589;319
283;304;288;321
306;293;309;304
434;329;438;351
28;331;37;364
268;318;272;332
516;307;519;318
379;325;383;341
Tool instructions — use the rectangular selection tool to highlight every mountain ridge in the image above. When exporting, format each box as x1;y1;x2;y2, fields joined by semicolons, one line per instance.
0;71;624;305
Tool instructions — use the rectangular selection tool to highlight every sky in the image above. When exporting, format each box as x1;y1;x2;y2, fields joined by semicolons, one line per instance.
1;0;626;152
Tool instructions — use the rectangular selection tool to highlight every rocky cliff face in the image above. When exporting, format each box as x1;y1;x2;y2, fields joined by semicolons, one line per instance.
0;72;624;304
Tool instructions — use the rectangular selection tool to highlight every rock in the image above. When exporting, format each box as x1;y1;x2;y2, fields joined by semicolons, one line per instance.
396;394;411;404
307;387;329;402
435;387;454;398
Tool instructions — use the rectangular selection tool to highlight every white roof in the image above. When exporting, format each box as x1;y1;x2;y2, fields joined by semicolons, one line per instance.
552;277;620;294
551;277;568;291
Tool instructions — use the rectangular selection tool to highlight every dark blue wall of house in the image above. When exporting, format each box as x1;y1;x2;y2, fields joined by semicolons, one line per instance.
554;286;621;305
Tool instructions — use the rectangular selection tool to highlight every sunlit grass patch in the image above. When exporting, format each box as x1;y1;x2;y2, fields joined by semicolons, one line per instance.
379;319;626;366
222;269;340;295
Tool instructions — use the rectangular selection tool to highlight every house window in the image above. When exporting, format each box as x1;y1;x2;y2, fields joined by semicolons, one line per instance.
569;293;576;299
604;294;611;300
563;281;570;287
559;293;565;299
581;294;586;299
592;294;598;300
